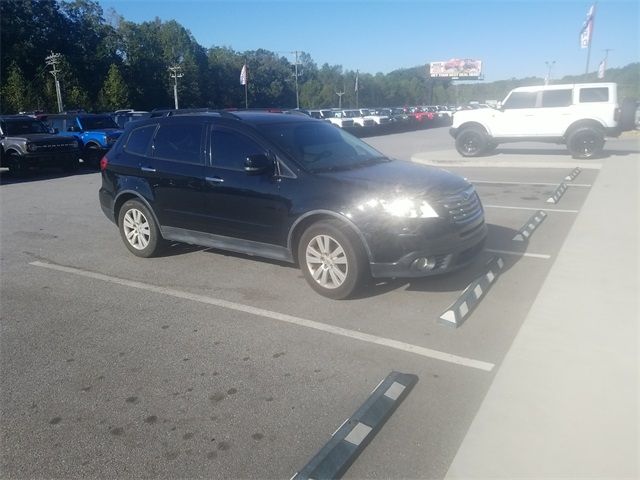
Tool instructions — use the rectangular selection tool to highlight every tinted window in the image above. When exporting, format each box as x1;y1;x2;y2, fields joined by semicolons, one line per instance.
49;118;65;132
503;92;537;109
579;87;609;102
541;89;572;108
260;121;387;173
153;123;203;163
211;129;266;171
79;115;119;130
3;119;50;135
124;125;156;156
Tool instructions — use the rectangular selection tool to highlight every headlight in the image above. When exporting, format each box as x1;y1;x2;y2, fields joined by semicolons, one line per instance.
357;197;439;218
26;142;37;152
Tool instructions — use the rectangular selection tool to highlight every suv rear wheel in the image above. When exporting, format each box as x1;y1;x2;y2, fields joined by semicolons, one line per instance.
455;126;489;157
298;220;368;300
566;126;605;159
118;199;164;257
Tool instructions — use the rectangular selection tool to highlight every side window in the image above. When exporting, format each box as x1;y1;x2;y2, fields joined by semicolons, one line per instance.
211;129;266;171
579;87;609;103
152;123;203;164
541;89;572;108
49;118;65;132
502;92;537;109
124;125;156;156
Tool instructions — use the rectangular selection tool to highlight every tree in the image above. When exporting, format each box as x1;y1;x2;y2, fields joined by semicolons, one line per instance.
1;62;31;113
99;63;130;109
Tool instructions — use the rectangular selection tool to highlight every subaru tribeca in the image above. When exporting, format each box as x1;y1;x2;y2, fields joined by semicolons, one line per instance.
99;111;486;299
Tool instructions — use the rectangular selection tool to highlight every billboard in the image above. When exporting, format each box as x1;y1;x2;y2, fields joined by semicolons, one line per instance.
429;59;483;79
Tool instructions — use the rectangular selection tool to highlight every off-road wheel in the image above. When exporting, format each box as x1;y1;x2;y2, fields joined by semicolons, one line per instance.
455;126;490;157
567;126;605;159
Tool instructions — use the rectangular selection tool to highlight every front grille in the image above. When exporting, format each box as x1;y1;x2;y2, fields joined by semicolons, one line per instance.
439;187;483;225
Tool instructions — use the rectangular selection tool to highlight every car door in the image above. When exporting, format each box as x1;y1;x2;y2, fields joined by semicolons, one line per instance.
494;91;539;137
201;125;290;246
144;121;208;232
535;88;574;136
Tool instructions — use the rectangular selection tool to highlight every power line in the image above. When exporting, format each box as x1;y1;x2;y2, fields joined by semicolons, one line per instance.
168;65;184;109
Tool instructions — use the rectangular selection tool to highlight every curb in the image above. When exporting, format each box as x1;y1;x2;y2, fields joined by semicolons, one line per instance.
546;183;568;204
438;256;505;328
564;167;582;181
291;371;418;480
513;211;547;241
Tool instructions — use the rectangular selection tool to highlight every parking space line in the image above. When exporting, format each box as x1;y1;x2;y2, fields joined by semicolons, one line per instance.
484;204;579;213
470;180;591;187
485;248;551;260
29;261;495;372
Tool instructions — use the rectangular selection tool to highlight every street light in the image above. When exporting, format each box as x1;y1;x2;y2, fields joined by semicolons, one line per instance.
545;61;556;86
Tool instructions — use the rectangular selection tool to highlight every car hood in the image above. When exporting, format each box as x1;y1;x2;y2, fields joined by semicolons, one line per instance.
88;129;122;137
317;159;471;200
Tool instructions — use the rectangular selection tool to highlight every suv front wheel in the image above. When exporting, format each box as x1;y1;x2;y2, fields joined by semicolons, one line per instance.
455;126;490;157
566;126;605;159
298;220;368;300
118;199;164;257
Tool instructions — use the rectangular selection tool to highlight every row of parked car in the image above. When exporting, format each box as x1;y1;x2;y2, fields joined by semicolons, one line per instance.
0;105;456;176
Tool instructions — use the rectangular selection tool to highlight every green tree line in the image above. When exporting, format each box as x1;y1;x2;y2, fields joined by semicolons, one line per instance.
2;0;638;114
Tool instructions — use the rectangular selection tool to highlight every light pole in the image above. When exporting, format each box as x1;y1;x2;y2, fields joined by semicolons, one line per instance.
545;60;556;86
336;89;345;109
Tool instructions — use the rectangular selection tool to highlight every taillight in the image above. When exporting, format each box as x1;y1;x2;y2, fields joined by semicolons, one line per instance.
100;155;108;171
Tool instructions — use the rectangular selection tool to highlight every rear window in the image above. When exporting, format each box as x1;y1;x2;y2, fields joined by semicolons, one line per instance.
124;125;156;156
503;92;537;109
579;87;609;103
541;89;573;108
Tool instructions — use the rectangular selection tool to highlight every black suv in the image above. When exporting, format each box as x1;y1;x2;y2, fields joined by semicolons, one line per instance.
0;115;80;175
99;111;486;299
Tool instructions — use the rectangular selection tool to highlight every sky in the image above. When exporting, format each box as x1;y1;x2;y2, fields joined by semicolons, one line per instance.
96;0;639;82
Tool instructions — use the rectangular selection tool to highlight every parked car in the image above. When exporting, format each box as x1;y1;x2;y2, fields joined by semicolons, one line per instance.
43;113;123;167
0;115;80;175
450;82;627;158
320;110;355;128
341;109;375;127
358;108;390;126
99;112;487;299
112;109;149;129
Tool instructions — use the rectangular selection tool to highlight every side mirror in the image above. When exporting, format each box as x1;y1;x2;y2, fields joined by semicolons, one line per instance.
244;154;274;175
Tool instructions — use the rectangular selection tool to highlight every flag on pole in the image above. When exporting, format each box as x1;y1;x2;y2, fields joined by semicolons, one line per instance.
597;58;606;79
354;70;359;92
580;4;595;49
240;64;248;85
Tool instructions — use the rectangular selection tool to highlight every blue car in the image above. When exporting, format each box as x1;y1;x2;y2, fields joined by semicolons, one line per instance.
43;113;123;167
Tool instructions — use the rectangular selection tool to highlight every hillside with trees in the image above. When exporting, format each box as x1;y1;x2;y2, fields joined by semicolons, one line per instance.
1;0;638;114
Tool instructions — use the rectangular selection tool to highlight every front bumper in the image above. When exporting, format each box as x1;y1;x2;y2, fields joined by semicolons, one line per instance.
368;222;487;278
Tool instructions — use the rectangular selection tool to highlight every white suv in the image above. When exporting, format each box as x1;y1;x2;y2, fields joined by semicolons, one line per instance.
450;83;623;159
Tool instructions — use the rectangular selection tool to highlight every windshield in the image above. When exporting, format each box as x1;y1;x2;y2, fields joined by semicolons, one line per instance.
79;116;119;130
3;119;50;135
260;120;390;173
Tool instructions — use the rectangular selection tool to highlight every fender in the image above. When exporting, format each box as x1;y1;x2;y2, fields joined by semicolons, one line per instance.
287;209;374;262
113;188;160;228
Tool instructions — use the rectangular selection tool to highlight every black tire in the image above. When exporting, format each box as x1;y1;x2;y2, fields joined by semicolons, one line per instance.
117;199;164;258
455;126;489;157
62;158;80;172
7;153;28;177
484;141;499;155
84;144;102;169
297;220;369;300
566;126;605;159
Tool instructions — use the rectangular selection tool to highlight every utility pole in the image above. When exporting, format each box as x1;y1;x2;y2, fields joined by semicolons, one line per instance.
45;52;63;112
335;89;345;109
291;50;303;109
168;65;183;109
545;60;556;85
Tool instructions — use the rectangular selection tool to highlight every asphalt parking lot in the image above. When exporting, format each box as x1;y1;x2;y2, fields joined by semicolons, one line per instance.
1;128;636;479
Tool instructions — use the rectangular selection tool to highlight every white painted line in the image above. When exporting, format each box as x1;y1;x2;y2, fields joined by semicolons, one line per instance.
484;204;579;213
29;261;495;372
470;180;591;187
332;418;350;437
485;248;551;260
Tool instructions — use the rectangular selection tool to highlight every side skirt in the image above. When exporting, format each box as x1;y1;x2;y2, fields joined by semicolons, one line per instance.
160;226;294;263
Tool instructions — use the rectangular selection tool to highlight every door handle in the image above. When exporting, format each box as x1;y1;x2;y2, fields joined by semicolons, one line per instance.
205;176;224;184
141;166;156;172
